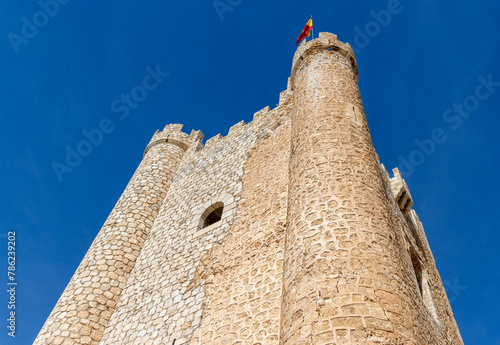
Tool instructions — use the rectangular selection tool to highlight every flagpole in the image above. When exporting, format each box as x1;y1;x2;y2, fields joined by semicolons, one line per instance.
311;15;314;40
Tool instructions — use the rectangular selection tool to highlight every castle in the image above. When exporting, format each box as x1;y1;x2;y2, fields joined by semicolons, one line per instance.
35;33;463;345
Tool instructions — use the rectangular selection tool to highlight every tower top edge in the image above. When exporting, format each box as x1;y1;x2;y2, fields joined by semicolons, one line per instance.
290;32;359;89
148;123;204;147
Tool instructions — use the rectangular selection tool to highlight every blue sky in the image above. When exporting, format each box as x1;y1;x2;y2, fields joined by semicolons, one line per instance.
0;1;499;344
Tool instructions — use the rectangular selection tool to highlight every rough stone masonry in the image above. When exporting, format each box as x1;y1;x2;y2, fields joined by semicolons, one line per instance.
34;32;463;345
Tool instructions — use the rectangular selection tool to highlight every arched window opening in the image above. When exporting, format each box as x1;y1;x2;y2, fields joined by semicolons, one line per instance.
203;206;223;228
200;202;224;229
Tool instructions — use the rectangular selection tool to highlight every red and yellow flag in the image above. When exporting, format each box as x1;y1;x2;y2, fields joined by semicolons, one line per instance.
296;17;313;45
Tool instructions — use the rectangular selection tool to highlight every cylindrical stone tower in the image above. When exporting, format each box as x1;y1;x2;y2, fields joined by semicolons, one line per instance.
34;124;202;345
280;33;410;344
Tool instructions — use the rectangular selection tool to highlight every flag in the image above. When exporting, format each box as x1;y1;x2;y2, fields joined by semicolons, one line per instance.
296;17;313;45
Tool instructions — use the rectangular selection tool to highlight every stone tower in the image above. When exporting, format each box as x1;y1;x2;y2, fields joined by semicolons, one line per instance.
35;33;463;345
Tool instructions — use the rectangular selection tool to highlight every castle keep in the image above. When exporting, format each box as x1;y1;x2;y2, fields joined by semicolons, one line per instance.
35;33;463;345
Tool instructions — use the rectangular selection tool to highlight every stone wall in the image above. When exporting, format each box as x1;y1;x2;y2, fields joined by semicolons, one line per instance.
188;106;291;345
34;125;201;345
34;32;463;345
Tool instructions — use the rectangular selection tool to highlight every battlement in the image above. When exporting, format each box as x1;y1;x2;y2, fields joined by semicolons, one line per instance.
290;32;358;90
144;124;204;158
390;167;414;213
379;163;432;254
201;92;292;151
380;164;415;219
